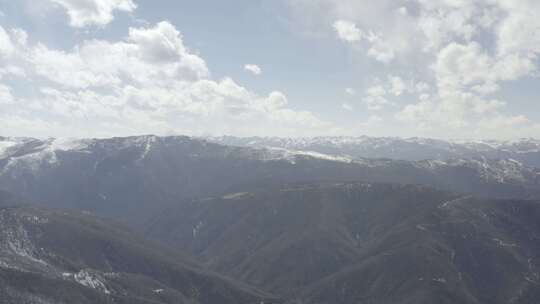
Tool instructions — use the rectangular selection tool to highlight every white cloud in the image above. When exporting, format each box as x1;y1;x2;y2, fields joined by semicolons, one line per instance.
29;21;209;89
345;88;355;95
363;84;389;111
333;20;362;42
0;26;14;58
415;82;431;93
342;102;353;111
50;0;137;27
290;0;540;138
244;64;262;75
496;0;540;57
364;31;396;64
0;21;337;137
0;84;15;104
388;76;408;96
332;20;397;63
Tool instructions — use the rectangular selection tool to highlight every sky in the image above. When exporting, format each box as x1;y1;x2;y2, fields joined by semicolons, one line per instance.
0;0;539;139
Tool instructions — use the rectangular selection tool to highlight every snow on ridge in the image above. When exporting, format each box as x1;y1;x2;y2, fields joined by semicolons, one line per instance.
261;147;353;163
0;138;92;174
0;140;19;158
48;138;90;152
416;157;536;184
74;270;110;294
207;135;540;153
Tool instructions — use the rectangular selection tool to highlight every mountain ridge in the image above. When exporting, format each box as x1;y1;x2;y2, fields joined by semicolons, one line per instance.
146;182;540;304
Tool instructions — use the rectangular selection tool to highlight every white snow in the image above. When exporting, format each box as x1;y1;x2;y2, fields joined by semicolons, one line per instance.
206;136;540;160
222;192;250;200
192;221;204;238
432;278;447;284
74;270;110;294
261;147;353;164
0;138;91;175
0;139;19;158
492;238;517;247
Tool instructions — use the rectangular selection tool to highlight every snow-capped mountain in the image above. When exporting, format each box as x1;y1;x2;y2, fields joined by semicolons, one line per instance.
2;135;540;304
205;136;540;168
0;135;539;228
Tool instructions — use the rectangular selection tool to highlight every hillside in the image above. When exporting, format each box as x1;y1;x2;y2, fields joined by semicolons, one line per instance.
0;136;539;227
0;199;277;304
146;183;540;304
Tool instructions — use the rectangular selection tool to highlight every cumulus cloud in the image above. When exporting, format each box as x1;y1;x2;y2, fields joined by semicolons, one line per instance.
342;103;353;111
0;27;14;58
289;0;540;138
332;19;398;63
333;20;362;42
244;64;262;75
345;88;356;95
50;0;137;27
0;22;336;137
362;85;390;111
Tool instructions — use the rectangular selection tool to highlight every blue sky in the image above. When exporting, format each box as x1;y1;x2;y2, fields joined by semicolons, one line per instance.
0;0;539;139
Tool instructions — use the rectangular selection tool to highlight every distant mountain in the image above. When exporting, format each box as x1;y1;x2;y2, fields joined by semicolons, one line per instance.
146;182;540;304
205;136;540;168
1;135;539;227
0;200;277;303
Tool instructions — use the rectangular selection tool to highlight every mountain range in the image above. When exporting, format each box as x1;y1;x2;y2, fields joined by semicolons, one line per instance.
206;136;540;168
1;135;540;303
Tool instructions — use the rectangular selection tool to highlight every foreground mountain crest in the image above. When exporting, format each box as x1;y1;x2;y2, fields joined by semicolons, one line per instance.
0;203;277;304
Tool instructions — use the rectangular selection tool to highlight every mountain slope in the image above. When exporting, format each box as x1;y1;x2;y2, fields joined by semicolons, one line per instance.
146;183;540;304
206;136;540;168
1;136;539;227
0;202;277;304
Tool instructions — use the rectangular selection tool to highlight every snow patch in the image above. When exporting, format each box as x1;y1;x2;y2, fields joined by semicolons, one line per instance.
192;221;204;238
0;140;19;158
492;238;517;247
74;270;110;294
432;278;447;284
222;192;250;200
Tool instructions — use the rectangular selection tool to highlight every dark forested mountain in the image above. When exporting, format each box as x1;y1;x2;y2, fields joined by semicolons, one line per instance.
206;136;540;168
146;182;540;304
0;136;539;227
0;198;277;304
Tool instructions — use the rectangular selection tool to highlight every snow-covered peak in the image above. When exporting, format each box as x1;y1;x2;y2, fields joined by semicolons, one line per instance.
0;137;93;175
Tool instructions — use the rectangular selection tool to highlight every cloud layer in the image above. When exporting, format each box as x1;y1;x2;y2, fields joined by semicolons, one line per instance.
50;0;136;27
0;0;538;139
0;19;335;137
291;0;540;138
